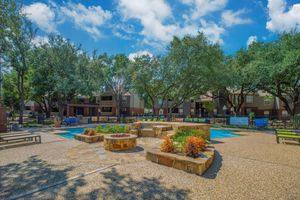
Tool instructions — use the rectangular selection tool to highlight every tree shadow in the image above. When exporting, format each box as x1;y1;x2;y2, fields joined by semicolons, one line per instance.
202;151;223;179
77;167;190;200
0;155;85;199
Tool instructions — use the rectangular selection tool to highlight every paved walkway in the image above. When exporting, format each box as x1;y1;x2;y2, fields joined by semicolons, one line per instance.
0;129;299;199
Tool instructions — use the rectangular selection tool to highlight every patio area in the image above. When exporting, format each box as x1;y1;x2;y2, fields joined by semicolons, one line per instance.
0;129;299;199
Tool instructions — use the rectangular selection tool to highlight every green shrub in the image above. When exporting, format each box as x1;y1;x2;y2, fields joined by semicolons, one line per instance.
43;119;54;125
124;125;131;133
23;123;43;128
95;124;126;134
172;129;208;152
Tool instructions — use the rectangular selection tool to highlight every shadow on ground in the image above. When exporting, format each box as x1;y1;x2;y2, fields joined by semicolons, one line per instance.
76;167;190;200
202;151;223;179
0;155;85;199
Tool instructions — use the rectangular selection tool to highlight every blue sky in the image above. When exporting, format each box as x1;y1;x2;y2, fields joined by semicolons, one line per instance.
23;0;300;57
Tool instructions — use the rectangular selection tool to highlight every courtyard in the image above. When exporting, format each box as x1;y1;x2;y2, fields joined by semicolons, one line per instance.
0;129;299;200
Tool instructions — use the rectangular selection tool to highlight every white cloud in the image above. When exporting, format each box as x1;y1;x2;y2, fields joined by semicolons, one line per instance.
247;35;257;46
266;0;300;32
31;35;49;46
221;10;252;27
61;3;112;39
128;50;153;61
118;0;176;43
22;3;57;33
181;0;228;19
199;20;225;44
118;0;225;47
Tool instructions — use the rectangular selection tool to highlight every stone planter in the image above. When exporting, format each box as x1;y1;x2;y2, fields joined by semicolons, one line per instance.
104;134;137;151
74;134;103;143
146;148;214;175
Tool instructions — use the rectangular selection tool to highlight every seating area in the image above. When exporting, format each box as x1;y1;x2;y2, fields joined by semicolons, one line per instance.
0;131;41;149
275;129;300;144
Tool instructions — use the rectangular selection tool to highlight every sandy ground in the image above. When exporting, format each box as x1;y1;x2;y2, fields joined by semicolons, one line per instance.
0;129;299;200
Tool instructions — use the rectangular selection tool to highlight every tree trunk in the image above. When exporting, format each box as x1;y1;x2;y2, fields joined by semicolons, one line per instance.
44;99;51;118
151;98;156;116
58;102;65;121
17;71;24;124
115;95;119;117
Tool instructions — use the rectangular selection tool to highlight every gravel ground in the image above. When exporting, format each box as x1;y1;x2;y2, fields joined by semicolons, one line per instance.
0;129;299;200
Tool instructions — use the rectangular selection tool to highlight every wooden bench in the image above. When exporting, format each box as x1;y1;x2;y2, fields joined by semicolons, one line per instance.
275;129;300;144
0;134;41;144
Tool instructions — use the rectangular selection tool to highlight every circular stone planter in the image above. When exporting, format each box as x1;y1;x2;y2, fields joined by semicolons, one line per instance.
104;134;137;151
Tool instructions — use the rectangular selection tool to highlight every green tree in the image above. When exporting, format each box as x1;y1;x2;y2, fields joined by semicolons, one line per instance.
164;33;224;116
101;54;131;118
218;49;256;115
29;42;56;118
131;55;171;115
3;0;34;124
2;71;19;113
30;35;90;120
0;0;20;104
249;32;300;116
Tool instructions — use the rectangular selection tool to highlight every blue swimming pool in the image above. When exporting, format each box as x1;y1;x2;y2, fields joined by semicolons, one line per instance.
210;129;239;139
57;127;87;139
57;126;239;139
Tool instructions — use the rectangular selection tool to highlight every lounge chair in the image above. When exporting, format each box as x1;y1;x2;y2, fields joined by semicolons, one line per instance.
275;129;300;144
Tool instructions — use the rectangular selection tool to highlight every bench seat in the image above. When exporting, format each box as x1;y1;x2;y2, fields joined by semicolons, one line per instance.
275;129;300;144
0;134;41;144
0;133;34;138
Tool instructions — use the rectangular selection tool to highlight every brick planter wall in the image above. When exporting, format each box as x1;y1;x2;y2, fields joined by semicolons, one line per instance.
74;134;103;143
104;134;137;151
146;148;214;175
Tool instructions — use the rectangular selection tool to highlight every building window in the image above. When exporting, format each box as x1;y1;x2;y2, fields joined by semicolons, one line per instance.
89;108;96;116
246;108;252;114
246;95;253;104
264;111;270;116
122;96;127;101
101;107;112;112
264;99;271;105
101;96;112;101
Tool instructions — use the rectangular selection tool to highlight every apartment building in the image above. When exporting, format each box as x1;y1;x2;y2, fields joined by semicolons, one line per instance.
99;92;144;116
65;92;144;117
152;91;298;119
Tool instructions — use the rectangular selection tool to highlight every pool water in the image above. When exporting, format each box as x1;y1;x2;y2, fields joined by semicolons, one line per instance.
57;126;239;139
210;129;239;139
57;128;87;139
